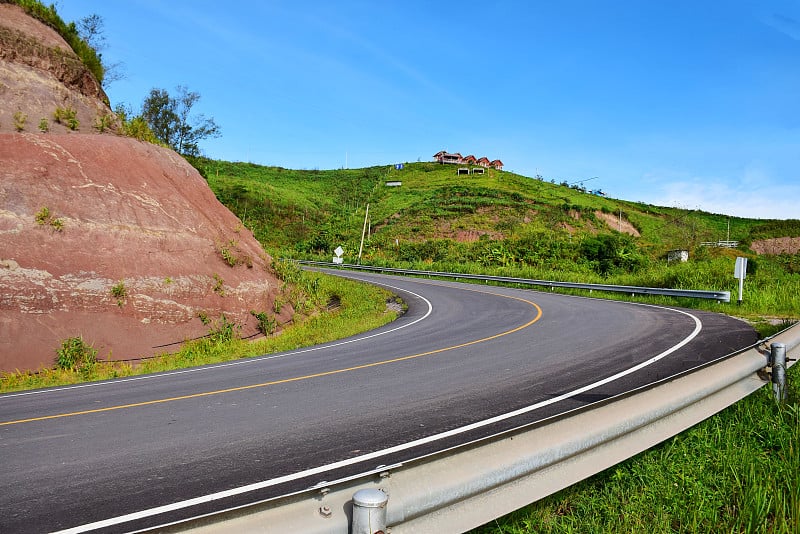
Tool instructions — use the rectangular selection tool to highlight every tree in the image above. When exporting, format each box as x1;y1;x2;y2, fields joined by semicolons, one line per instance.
141;86;221;156
75;14;124;88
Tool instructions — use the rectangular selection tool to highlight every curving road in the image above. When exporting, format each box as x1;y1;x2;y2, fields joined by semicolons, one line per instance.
0;270;757;533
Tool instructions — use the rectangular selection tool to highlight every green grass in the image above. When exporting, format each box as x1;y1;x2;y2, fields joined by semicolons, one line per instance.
0;271;399;392
471;363;799;534
194;159;794;261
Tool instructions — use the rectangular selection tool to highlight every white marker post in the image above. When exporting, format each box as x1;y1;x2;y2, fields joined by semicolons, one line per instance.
734;257;747;305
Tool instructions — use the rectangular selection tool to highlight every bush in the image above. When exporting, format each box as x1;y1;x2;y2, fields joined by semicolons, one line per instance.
53;106;79;130
207;314;239;344
110;280;127;306
251;310;277;336
13;111;27;131
55;336;97;375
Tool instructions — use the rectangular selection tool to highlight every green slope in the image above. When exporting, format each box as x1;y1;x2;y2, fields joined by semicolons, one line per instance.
193;157;789;255
190;157;800;319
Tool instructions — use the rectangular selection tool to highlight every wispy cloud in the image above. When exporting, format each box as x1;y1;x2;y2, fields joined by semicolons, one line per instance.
640;172;799;220
763;13;800;41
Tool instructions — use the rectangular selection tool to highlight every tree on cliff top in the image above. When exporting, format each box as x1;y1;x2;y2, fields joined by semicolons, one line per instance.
141;86;221;157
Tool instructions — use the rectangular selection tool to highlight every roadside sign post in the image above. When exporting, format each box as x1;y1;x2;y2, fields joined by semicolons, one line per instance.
333;245;344;265
734;257;747;305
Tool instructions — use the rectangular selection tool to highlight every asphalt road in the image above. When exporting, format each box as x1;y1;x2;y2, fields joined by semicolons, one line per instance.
0;271;757;533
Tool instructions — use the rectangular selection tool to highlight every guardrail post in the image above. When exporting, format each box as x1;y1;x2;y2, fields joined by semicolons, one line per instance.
770;343;787;402
351;488;388;534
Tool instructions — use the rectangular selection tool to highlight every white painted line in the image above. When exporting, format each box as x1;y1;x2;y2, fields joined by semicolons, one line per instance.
53;302;702;533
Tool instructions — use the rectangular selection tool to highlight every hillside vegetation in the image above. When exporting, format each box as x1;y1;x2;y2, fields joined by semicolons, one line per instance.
192;158;800;319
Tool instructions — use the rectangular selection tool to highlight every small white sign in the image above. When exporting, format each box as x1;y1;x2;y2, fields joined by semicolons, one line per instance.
334;246;344;258
332;257;343;264
734;257;747;279
734;257;747;304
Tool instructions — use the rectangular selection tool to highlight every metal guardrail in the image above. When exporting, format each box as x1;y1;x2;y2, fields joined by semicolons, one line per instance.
297;260;732;302
701;240;739;248
158;323;798;534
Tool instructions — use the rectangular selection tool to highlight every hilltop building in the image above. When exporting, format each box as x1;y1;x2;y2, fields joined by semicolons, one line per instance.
433;150;503;170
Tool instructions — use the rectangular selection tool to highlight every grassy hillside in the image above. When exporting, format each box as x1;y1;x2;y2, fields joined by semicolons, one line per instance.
191;157;800;319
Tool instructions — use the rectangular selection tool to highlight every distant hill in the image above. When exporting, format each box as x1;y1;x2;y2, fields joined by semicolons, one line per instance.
192;158;800;267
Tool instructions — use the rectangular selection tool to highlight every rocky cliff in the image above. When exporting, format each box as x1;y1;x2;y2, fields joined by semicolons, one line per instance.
0;4;290;372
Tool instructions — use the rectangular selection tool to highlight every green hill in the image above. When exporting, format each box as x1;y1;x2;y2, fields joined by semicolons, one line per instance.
190;157;800;318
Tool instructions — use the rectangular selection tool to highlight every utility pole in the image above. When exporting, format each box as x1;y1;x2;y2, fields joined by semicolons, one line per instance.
358;203;369;264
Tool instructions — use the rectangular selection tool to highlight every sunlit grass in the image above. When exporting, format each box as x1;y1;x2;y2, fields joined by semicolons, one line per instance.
0;272;400;393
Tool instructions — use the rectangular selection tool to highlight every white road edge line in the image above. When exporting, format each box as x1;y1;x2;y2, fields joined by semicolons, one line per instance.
53;303;702;534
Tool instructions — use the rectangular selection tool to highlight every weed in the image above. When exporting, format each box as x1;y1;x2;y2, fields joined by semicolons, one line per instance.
196;311;210;325
54;106;79;130
110;280;127;306
55;336;97;377
35;206;50;225
34;206;64;231
251;310;277;336
94;113;113;133
13;111;27;132
212;273;225;295
163;276;173;285
38;117;49;133
219;244;238;267
206;314;239;344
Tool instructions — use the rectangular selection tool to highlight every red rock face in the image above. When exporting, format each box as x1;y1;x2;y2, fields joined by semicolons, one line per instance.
0;133;290;372
0;5;290;372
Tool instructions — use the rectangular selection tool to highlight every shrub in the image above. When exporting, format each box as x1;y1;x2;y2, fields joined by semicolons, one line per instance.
55;336;97;375
212;273;225;295
38;117;49;132
110;280;127;306
54;106;79;130
94;113;112;133
13;111;27;131
251;310;277;336
206;314;239;344
35;206;50;225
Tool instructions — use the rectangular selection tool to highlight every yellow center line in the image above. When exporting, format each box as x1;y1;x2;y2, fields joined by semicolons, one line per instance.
1;292;542;427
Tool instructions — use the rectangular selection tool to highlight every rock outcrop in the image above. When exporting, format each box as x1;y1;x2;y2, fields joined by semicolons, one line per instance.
0;4;289;372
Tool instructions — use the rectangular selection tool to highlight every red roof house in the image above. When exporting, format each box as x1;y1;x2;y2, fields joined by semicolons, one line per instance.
433;151;463;164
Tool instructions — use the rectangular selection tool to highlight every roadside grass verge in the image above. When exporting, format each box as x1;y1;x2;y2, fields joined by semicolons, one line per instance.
0;272;400;393
472;357;798;533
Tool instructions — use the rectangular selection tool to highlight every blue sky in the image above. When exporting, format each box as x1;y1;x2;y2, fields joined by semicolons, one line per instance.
56;1;799;220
